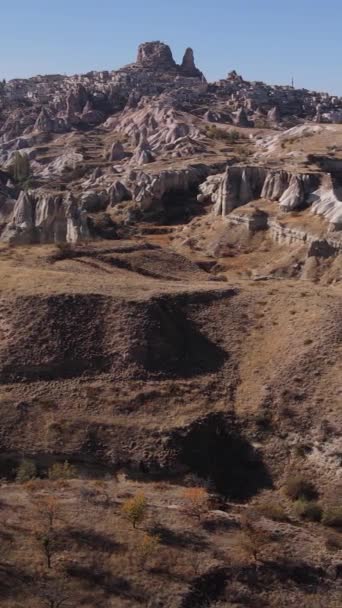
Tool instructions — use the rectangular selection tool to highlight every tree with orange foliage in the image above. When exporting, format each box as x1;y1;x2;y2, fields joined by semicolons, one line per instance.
121;494;147;529
183;487;209;520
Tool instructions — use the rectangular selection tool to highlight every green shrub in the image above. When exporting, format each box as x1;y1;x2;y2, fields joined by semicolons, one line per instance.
16;459;37;483
48;461;76;481
322;506;342;528
294;499;322;522
284;475;317;501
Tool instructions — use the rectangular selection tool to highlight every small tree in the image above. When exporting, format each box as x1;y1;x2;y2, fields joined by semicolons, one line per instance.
35;496;58;532
135;533;160;569
16;459;37;483
48;461;76;481
183;487;209;520
121;494;147;528
240;513;273;565
40;533;55;570
35;573;74;608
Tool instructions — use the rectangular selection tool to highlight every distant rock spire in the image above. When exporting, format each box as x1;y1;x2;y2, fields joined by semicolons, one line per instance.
180;47;204;79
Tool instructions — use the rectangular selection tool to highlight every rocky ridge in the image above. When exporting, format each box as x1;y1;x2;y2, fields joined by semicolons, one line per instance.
1;41;342;249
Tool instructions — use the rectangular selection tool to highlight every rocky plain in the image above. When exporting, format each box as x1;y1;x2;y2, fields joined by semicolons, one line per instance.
0;41;341;607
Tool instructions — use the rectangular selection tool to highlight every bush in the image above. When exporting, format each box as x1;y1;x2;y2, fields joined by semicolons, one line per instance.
48;461;76;481
322;506;342;528
240;513;274;563
16;459;37;483
284;475;317;501
256;500;288;522
294;499;323;522
122;494;147;528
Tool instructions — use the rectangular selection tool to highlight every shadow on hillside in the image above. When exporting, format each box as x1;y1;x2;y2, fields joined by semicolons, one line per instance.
142;300;227;378
174;412;272;500
150;524;208;550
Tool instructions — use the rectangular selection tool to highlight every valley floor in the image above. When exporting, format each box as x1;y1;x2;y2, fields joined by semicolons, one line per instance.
0;236;341;607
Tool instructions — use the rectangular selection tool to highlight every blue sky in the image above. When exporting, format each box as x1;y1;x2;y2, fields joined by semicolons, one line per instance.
1;0;342;94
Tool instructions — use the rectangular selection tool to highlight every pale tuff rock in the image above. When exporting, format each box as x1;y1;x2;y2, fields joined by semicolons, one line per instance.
131;138;155;166
279;175;306;211
213;166;266;216
130;165;219;211
66;84;88;115
65;193;89;243
0;190;89;244
279;174;320;211
81;101;104;126
107;97;202;156
309;180;342;229
34;107;68;134
39;151;84;178
261;170;291;200
2;41;342;246
203;164;342;229
197;174;223;203
13;190;34;229
267;106;281;124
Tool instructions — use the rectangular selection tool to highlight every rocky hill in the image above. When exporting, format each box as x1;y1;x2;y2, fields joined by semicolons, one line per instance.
1;41;342;249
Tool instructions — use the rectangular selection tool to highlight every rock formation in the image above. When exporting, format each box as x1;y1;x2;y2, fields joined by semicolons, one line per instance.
136;41;177;70
1;190;89;244
109;141;127;161
202;164;341;229
181;47;204;79
1;40;342;244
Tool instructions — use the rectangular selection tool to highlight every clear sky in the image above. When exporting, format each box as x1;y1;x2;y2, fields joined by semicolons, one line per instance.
1;0;342;94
